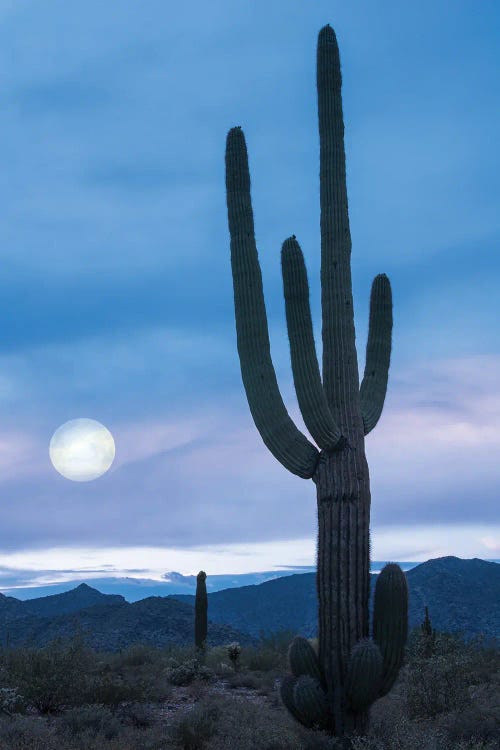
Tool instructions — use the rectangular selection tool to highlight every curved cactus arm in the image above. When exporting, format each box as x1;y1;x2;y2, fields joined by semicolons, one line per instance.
281;236;342;451
345;637;383;711
372;563;408;698
225;127;319;479
293;674;331;730
288;635;326;689
280;674;312;727
359;274;393;435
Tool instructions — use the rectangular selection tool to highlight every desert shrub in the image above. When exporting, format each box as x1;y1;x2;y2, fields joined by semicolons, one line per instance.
216;662;234;677
54;723;168;750
203;645;231;672
406;652;471;719
0;714;58;750
0;687;26;715
258;629;297;657
166;659;215;687
349;715;451;750
117;700;156;728
436;702;500;745
163;643;199;665
461;634;500;683
110;643;159;668
84;672;145;706
199;691;305;750
166;656;182;669
404;626;478;665
168;697;220;750
84;652;173;705
241;645;283;672
239;628;300;672
2;634;94;713
405;628;499;722
225;671;263;691
57;703;122;740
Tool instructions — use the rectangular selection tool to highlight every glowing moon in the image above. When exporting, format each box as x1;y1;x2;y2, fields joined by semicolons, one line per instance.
49;418;115;481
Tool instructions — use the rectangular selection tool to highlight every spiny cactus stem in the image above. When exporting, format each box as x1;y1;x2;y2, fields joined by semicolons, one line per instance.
317;26;361;427
225;127;320;478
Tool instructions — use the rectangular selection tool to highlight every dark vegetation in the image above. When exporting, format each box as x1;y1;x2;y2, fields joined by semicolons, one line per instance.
0;618;498;750
0;584;258;652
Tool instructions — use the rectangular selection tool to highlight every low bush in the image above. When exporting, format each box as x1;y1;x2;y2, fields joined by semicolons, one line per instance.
109;643;160;668
117;700;156;728
405;652;471;719
166;659;215;687
167;696;221;750
84;672;145;706
404;629;497;722
0;634;93;713
436;702;500;745
0;626;498;749
225;671;264;691
0;687;26;716
57;704;122;740
0;715;58;750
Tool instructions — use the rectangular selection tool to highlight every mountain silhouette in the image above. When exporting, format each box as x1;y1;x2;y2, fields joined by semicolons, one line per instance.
169;556;499;645
0;556;497;651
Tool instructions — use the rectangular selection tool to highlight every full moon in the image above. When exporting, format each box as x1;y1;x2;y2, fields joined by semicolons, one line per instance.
49;418;115;481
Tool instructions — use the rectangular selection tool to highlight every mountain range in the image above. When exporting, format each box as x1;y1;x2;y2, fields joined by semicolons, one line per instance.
2;562;424;601
0;556;497;652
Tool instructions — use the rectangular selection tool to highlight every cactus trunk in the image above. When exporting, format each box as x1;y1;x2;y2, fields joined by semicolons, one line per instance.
314;27;373;736
195;571;207;662
314;446;371;735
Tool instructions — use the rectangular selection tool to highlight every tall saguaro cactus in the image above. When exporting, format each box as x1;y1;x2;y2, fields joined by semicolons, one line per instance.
225;25;408;741
195;570;207;662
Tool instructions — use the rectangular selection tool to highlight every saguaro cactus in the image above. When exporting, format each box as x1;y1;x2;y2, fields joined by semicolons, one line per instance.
225;25;408;741
420;606;437;659
195;570;207;661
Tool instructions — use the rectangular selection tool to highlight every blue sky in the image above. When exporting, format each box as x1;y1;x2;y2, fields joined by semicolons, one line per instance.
0;0;499;591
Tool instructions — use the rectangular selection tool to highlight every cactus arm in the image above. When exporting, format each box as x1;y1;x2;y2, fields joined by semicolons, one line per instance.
280;675;308;725
345;638;383;710
288;635;326;689
281;236;343;451
372;563;408;698
359;274;393;435
293;675;331;730
225;127;319;479
318;26;361;418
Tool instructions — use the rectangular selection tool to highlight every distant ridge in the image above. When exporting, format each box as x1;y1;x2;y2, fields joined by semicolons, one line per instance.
20;582;126;618
169;556;500;645
0;556;497;651
0;587;259;651
0;560;446;602
3;559;498;602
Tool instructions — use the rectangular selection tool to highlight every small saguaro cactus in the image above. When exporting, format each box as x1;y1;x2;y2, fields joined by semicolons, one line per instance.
224;24;408;742
420;606;437;659
195;571;208;662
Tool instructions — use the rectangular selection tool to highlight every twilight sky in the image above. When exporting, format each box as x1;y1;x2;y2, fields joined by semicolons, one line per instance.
0;0;499;591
